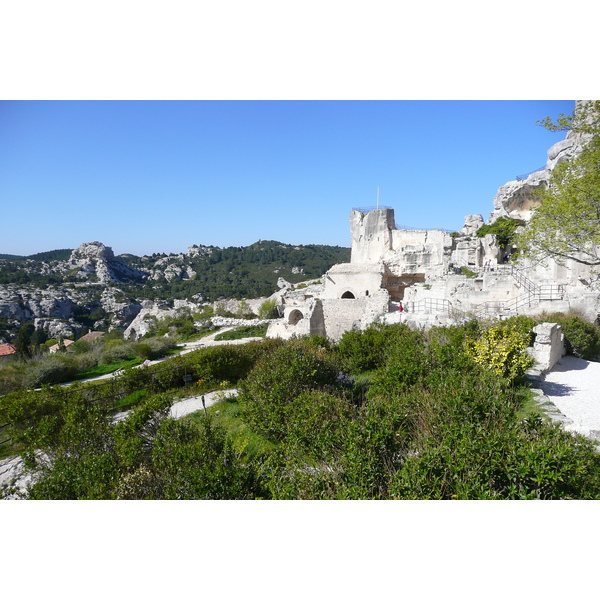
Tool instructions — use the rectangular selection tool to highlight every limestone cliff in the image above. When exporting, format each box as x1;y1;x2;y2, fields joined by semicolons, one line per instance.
489;100;594;224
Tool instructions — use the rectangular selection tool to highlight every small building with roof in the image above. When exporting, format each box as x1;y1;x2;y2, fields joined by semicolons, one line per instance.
0;343;17;363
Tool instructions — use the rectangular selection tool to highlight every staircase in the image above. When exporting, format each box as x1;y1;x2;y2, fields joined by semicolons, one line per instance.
408;264;567;321
471;264;566;314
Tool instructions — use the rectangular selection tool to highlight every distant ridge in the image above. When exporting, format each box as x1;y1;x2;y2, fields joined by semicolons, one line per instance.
0;249;73;261
0;253;24;260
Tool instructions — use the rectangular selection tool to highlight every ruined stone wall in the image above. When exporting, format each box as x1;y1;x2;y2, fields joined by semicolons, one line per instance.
319;298;366;341
385;229;453;278
529;323;566;374
322;264;384;300
350;209;395;263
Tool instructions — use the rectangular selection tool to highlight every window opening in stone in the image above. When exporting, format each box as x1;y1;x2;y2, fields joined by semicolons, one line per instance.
288;309;304;325
341;291;355;299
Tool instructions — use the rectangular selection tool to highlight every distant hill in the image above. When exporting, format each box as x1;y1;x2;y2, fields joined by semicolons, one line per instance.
0;249;73;261
121;239;351;301
27;249;73;261
0;253;24;260
0;240;350;301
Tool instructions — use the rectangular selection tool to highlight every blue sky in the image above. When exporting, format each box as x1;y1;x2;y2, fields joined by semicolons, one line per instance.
0;100;575;256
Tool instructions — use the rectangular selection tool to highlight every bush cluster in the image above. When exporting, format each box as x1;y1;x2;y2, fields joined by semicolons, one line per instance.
4;318;600;500
538;312;600;360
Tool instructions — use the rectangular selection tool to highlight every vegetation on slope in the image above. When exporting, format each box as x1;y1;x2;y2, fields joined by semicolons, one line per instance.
0;240;350;301
517;100;600;266
3;318;600;500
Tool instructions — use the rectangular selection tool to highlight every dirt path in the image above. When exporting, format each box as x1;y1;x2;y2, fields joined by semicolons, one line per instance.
73;328;262;386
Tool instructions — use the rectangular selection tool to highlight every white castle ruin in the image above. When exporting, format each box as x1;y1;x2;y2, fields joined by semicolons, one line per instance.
267;102;600;341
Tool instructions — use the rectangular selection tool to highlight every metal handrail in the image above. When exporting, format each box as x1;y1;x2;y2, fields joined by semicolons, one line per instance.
516;166;546;181
396;223;455;233
352;206;393;213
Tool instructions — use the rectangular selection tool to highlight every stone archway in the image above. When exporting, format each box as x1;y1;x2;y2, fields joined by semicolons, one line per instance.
288;309;304;325
341;291;355;299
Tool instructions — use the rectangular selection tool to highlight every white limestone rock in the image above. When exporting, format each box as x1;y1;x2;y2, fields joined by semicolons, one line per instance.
34;317;84;339
460;215;484;236
123;306;177;340
62;242;147;284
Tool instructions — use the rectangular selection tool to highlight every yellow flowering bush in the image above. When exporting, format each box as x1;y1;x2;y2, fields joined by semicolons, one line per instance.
466;323;534;381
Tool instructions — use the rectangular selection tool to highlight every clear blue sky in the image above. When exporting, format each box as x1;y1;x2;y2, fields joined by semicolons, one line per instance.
0;100;575;257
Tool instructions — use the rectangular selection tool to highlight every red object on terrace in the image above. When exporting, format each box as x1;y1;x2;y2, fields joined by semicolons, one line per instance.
0;343;17;357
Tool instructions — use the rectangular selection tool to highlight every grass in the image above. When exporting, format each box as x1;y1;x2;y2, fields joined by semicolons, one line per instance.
113;389;149;410
514;383;546;421
185;395;276;457
179;329;218;343
214;324;268;341
460;266;479;279
74;357;144;380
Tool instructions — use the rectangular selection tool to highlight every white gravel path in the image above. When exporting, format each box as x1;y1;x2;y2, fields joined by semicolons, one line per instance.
541;355;600;440
168;388;238;419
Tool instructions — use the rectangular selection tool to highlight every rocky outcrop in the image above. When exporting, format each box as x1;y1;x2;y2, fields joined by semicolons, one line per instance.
489;102;594;224
460;214;484;236
33;318;84;339
99;289;142;330
60;242;148;284
0;287;78;321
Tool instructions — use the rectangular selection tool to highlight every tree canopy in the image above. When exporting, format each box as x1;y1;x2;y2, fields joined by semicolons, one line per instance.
517;101;600;267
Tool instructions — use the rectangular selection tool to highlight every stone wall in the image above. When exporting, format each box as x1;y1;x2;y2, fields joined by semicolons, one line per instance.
321;298;368;341
322;263;384;300
529;322;566;374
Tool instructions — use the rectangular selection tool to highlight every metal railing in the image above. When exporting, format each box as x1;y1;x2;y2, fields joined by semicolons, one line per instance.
516;166;546;181
409;298;453;313
352;206;393;214
417;263;567;319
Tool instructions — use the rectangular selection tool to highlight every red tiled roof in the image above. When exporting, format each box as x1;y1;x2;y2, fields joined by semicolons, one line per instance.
0;343;17;357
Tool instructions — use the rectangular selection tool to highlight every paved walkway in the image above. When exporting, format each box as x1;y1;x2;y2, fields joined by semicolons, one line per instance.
540;355;600;440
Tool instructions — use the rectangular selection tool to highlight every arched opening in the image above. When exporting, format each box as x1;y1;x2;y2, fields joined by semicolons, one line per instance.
288;309;304;325
365;290;369;296
341;291;355;299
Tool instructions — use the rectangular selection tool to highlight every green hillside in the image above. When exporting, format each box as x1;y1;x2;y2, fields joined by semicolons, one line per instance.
121;240;351;301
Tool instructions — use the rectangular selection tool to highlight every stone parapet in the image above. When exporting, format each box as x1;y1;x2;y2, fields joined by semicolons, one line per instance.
528;322;566;374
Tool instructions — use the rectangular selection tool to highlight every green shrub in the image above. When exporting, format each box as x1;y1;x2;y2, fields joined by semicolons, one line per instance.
257;298;278;319
24;355;79;388
337;323;418;374
100;343;135;364
238;339;341;441
283;389;354;461
499;315;536;344
132;338;173;361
